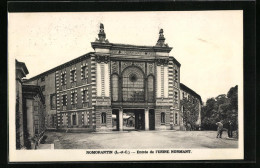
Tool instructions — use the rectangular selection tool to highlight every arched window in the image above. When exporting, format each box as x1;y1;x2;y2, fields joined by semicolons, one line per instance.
111;74;119;101
122;66;145;102
147;75;154;102
101;112;106;124
161;112;165;124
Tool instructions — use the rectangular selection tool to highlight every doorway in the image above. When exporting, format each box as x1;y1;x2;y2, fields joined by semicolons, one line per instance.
112;109;155;131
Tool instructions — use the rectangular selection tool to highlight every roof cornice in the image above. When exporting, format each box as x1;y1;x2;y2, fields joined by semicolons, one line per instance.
180;83;202;104
24;52;93;83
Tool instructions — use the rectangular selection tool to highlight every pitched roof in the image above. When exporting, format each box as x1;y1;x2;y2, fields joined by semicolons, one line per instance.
16;59;29;75
24;52;94;82
180;83;202;104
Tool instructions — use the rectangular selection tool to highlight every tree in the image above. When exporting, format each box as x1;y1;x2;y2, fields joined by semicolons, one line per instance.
180;98;199;130
201;85;238;133
201;98;218;130
227;85;238;129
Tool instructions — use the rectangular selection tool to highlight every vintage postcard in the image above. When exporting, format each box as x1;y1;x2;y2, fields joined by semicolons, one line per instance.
8;11;243;162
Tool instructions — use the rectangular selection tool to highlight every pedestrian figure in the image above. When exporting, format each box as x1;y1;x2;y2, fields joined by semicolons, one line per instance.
186;123;191;131
228;120;233;138
216;120;223;138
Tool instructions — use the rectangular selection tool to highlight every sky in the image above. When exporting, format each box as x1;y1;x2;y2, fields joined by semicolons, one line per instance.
8;11;243;103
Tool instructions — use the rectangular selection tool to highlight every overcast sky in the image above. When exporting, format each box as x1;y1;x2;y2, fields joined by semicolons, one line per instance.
9;11;243;103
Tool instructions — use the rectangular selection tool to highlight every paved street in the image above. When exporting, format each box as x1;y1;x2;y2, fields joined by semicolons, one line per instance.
39;130;238;149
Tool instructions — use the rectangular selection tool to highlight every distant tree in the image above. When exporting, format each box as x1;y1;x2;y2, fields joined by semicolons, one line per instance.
201;85;238;133
201;98;218;130
202;98;216;118
227;85;238;129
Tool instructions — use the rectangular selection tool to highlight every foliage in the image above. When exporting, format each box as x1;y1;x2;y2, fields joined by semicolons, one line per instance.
180;97;199;130
201;85;238;131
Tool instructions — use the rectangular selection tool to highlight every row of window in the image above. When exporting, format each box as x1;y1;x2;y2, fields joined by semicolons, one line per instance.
61;66;88;85
70;112;177;125
174;91;178;103
63;112;106;126
62;112;179;126
61;90;88;106
182;92;197;104
40;68;177;88
174;69;178;82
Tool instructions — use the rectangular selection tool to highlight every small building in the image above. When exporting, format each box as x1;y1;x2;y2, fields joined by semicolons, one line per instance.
16;60;29;149
22;84;46;149
16;60;45;149
180;83;202;131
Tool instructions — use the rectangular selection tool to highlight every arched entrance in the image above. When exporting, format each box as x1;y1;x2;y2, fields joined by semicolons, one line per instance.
112;109;155;131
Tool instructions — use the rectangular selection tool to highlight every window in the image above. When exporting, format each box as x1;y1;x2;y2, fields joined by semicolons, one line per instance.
174;92;178;103
34;115;39;134
161;112;165;124
62;95;66;106
61;74;66;85
50;94;56;109
71;93;75;104
71;70;76;82
51;115;55;127
175;70;178;82
112;74;118;101
82;90;88;108
175;113;178;124
122;67;145;102
62;115;67;126
82;66;87;79
101;112;106;124
83;90;87;102
182;92;185;99
147;75;154;102
72;114;77;125
41;76;45;82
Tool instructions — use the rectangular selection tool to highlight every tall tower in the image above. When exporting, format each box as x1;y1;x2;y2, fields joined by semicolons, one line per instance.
91;23;113;131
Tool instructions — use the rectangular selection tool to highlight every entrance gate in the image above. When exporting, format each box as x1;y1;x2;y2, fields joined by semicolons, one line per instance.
112;109;155;131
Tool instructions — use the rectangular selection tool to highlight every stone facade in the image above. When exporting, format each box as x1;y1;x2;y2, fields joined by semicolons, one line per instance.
22;85;45;149
16;60;45;149
16;60;29;149
23;24;201;132
25;71;57;129
180;83;202;130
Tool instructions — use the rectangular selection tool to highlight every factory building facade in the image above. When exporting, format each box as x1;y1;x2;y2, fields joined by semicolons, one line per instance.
24;24;201;132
